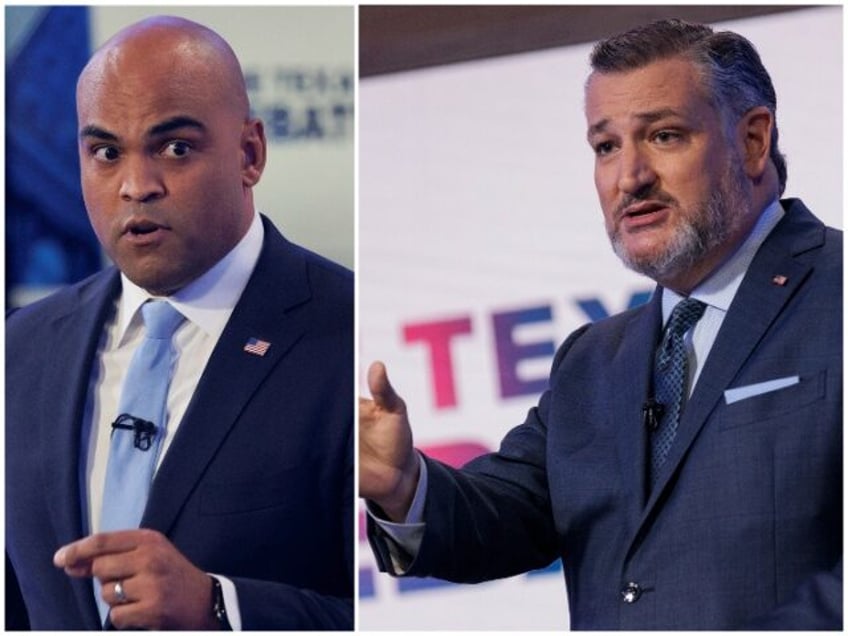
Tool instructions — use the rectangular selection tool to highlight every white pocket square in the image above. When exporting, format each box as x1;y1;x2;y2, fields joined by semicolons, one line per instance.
724;376;800;405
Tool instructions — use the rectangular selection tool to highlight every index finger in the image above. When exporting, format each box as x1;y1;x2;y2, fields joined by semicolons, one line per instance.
54;530;143;572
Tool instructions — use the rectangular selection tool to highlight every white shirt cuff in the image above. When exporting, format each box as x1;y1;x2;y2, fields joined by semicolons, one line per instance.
210;574;242;630
366;452;428;571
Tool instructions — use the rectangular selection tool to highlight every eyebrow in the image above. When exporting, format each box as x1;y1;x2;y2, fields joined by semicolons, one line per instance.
78;116;206;143
148;115;206;137
587;108;684;139
79;125;118;142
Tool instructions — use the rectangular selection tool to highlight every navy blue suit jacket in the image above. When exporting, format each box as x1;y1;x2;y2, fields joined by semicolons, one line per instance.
369;198;842;629
7;217;353;630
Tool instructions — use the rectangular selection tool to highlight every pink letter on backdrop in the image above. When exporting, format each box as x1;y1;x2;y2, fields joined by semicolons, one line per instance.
403;317;473;409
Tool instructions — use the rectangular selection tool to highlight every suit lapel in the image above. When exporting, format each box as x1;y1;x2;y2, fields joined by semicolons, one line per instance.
641;201;824;518
142;222;312;534
39;270;121;628
611;290;663;525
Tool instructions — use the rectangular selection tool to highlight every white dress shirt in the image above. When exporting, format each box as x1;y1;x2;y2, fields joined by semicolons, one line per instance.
665;198;784;395
82;211;264;629
372;198;786;566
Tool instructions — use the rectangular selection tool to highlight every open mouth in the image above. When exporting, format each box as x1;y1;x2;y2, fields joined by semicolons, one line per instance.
121;218;170;244
123;218;167;236
129;223;159;236
628;207;657;218
623;202;666;218
617;201;671;231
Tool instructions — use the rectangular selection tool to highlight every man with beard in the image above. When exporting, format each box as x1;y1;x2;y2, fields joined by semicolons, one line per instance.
360;19;841;629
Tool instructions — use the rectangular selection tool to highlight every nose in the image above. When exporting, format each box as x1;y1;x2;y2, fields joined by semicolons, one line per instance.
616;142;656;195
119;157;165;202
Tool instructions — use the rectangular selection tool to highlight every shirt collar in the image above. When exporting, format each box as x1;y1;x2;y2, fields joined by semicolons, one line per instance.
662;198;784;321
115;211;265;344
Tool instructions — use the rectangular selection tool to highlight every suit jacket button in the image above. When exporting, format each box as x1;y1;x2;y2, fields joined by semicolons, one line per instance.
621;582;642;604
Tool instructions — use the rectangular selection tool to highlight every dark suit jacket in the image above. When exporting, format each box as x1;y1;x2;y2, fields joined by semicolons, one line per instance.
6;216;353;630
369;198;842;629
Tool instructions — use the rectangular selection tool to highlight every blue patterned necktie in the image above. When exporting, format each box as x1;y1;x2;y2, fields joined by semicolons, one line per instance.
649;297;706;486
96;301;184;620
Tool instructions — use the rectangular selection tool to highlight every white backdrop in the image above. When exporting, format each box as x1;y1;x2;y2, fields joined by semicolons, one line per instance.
358;7;842;630
91;6;354;269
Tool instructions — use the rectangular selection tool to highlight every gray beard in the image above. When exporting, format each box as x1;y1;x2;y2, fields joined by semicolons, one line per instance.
610;159;749;283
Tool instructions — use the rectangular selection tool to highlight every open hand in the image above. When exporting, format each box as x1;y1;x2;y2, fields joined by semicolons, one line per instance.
358;361;420;521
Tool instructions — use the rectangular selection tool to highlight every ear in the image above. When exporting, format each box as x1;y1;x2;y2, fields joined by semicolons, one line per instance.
737;106;773;180
241;118;267;187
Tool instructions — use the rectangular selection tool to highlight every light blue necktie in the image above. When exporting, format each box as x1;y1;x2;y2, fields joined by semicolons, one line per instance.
96;300;184;620
649;297;706;486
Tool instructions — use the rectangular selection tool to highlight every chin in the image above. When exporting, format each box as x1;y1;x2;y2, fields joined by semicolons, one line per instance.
613;239;679;280
123;270;179;296
617;241;668;267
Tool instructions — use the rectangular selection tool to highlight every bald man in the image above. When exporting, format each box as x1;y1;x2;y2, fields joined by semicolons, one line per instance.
6;16;353;630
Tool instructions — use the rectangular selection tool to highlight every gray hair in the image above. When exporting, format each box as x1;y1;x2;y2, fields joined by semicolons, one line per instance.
590;19;786;195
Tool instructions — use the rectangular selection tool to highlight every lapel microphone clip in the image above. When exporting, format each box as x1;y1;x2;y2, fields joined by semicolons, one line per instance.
111;413;158;451
642;398;665;431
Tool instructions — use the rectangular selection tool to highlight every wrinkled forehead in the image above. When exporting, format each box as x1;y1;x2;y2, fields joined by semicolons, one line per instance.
583;57;711;122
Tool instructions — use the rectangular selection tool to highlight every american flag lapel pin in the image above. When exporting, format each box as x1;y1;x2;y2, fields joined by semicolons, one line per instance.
771;274;788;287
243;337;271;357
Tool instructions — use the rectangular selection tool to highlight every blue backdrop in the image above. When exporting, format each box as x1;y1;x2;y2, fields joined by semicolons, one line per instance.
6;6;101;309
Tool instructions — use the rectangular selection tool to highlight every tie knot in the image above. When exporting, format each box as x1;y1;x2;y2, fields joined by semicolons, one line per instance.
141;301;185;340
666;297;706;338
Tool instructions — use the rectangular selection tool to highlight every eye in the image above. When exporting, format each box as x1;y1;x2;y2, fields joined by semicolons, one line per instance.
595;141;613;156
161;140;192;159
589;137;616;157
92;145;120;162
593;140;616;157
651;130;682;145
